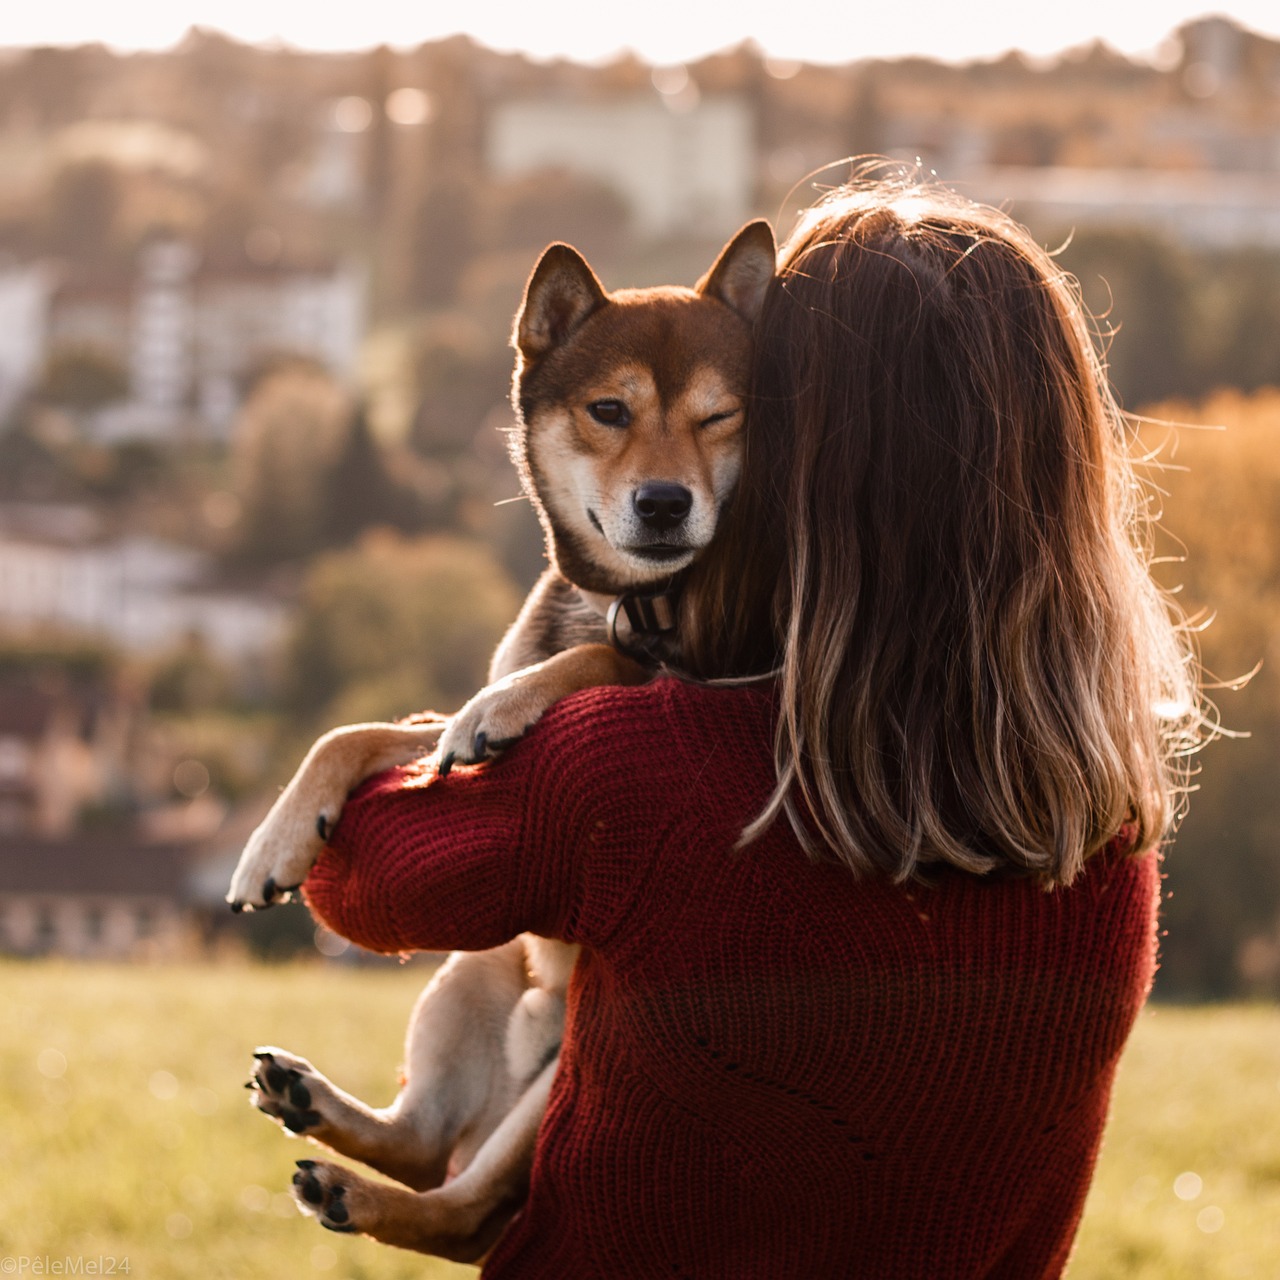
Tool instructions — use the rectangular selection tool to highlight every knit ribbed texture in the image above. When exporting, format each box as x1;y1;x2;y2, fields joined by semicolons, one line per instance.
304;679;1159;1279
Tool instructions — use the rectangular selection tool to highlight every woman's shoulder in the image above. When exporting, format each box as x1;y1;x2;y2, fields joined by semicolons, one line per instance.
535;675;778;743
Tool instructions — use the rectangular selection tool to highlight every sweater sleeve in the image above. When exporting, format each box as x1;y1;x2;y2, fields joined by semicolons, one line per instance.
303;725;580;954
301;684;678;955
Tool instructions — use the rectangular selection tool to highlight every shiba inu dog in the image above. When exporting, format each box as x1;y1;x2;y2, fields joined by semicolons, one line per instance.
227;220;776;1260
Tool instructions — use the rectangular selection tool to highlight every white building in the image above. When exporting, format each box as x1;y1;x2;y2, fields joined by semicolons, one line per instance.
958;166;1280;248
0;504;288;665
0;262;54;421
194;261;367;431
488;95;754;239
48;242;366;443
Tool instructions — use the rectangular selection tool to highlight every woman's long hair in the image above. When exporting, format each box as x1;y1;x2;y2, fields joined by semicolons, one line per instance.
681;174;1205;886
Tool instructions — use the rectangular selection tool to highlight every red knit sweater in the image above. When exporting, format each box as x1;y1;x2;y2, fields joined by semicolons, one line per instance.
305;678;1159;1279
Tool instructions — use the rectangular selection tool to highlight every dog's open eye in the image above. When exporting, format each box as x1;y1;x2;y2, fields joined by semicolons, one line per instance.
587;399;630;427
700;409;739;428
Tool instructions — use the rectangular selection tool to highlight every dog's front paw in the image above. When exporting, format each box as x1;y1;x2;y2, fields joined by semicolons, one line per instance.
292;1159;361;1234
437;676;552;774
227;801;329;913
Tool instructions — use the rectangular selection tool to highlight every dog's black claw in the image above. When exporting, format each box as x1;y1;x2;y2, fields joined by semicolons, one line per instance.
316;814;330;841
244;1080;256;1089
437;751;455;778
321;1220;356;1233
472;732;488;761
263;876;278;902
326;1201;350;1224
296;1159;316;1170
265;1065;288;1093
229;900;244;914
253;1050;274;1061
288;1079;312;1109
299;1174;324;1206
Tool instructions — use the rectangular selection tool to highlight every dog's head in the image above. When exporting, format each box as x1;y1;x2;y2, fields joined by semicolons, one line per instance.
509;221;776;596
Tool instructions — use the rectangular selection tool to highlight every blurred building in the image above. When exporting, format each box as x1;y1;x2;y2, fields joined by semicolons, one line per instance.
0;503;288;664
961;167;1280;247
46;240;366;443
0;835;197;958
488;95;754;238
0;651;269;959
0;670;131;840
0;262;54;423
193;259;366;431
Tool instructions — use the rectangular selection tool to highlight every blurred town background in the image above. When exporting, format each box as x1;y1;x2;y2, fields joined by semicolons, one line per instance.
0;17;1277;993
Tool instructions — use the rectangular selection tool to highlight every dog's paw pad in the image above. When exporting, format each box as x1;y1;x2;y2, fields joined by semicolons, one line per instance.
248;1048;328;1135
292;1160;360;1234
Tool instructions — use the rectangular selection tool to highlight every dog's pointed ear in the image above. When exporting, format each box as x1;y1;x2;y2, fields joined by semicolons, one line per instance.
515;244;608;360
696;219;776;324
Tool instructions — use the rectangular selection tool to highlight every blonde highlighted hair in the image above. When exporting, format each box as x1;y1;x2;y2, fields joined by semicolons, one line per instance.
681;172;1205;885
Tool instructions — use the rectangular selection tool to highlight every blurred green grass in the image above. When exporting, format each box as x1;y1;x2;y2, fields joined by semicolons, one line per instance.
1072;1004;1280;1279
1;961;1277;1278
0;958;473;1280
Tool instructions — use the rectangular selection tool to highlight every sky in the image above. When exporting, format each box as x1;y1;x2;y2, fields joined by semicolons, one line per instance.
5;0;1280;66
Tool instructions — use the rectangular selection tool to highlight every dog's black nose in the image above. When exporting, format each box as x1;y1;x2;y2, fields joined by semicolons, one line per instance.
633;483;692;532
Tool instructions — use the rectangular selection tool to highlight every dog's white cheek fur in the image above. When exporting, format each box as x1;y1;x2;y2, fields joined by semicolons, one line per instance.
711;450;743;507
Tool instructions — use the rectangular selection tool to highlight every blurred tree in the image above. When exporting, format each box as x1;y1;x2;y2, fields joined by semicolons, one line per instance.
319;405;422;545
1057;228;1198;408
1198;249;1280;393
230;359;352;561
1138;389;1280;997
148;635;238;715
286;530;520;724
232;360;432;563
0;419;74;501
408;182;477;307
44;161;124;264
845;70;887;159
409;320;510;457
989;120;1062;166
482;169;632;262
37;344;128;413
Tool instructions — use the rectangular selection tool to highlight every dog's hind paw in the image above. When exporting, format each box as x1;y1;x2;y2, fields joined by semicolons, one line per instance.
288;1156;510;1261
292;1159;360;1233
248;1048;329;1135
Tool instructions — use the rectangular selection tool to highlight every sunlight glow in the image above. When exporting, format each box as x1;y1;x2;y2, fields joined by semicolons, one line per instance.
6;1;1280;66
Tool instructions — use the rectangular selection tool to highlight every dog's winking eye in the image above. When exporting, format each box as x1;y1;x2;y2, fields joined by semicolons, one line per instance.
587;399;630;427
700;409;739;428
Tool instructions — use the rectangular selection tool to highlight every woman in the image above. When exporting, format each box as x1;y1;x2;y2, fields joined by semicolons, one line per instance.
301;176;1202;1277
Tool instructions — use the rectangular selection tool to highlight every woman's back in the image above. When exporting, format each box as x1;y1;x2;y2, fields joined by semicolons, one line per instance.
310;677;1158;1279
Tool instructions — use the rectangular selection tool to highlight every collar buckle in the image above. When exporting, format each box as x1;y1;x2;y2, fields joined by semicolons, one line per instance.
607;587;680;658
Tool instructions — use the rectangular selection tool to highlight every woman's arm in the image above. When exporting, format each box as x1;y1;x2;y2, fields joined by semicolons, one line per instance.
301;681;690;955
302;678;759;956
302;743;576;954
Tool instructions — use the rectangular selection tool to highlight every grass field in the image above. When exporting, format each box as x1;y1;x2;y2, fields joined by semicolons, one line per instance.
2;960;1278;1279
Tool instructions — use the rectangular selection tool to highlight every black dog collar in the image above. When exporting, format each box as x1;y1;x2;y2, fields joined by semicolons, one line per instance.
607;587;680;659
